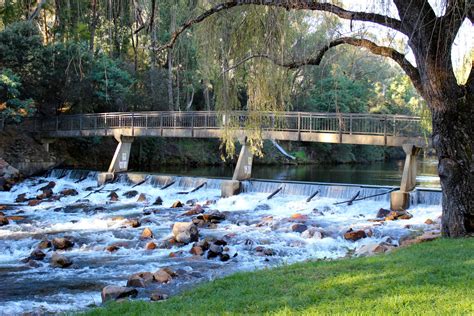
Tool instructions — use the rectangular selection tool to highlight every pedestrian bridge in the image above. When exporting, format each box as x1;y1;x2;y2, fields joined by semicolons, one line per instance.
32;111;428;148
29;111;430;211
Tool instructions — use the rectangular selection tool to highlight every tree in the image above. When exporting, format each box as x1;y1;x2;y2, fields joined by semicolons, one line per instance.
157;0;473;237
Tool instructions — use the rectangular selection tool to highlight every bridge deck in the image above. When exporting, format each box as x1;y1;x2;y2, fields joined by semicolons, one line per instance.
30;111;429;147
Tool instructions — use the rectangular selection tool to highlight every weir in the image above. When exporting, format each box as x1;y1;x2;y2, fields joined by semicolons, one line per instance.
47;169;442;206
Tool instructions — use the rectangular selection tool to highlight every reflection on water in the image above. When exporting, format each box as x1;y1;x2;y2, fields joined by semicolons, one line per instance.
152;158;440;188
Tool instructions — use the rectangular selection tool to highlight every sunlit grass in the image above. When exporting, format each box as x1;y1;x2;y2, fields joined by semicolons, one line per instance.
85;238;473;315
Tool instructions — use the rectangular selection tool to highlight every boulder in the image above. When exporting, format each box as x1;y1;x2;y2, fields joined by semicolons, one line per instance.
207;243;223;259
301;227;323;239
145;242;157;250
290;213;308;222
108;192;119;202
52;237;74;250
182;204;204;216
150;292;169;301
38;239;52;249
196;210;226;223
400;231;441;246
137;193;148;203
291;223;308;233
141;227;154;239
343;229;367;241
50;253;73;268
127;272;154;288
28;199;41;207
60;189;79;197
153;269;172;283
105;245;120;252
220;253;231;262
39;181;56;191
15;193;27;203
153;197;163;205
125;218;141;228
30;249;46;261
123;190;139;198
193;240;210;251
171;201;183;208
37;188;53;200
376;208;391;218
385;210;413;221
172;222;198;244
190;246;204;256
255;246;275;256
425;219;435;225
0;216;9;226
101;285;138;303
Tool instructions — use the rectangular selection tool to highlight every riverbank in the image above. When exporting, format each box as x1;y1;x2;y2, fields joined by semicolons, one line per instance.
86;238;473;315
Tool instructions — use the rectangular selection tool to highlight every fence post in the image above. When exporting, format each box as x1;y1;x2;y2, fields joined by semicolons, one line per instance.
383;115;387;145
131;113;135;137
349;114;353;135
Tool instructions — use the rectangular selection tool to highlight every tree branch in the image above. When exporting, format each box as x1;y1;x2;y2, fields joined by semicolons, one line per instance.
28;0;47;21
225;37;424;94
154;0;405;52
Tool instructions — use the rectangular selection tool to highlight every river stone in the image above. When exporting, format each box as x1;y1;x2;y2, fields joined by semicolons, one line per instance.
145;241;157;250
50;253;73;268
385;210;413;221
425;218;435;225
39;181;56;191
37;188;53;200
153;269;172;283
52;237;74;250
197;210;226;223
108;192;119;202
343;229;367;241
150;292;169;301
137;193;148;202
101;286;138;303
141;227;154;239
190;246;204;256
0;216;9;226
60;189;78;197
37;239;52;249
301;227;323;239
355;243;393;256
376;208;391;218
172;222;198;244
105;245;120;252
127;272;154;288
15;193;27;203
153;197;163;205
207;243;223;259
171;201;183;208
123;190;138;198
28;199;41;207
291;223;308;233
30;249;46;261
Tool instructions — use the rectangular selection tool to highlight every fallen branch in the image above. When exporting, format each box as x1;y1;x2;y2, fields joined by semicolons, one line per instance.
132;176;149;188
334;191;360;206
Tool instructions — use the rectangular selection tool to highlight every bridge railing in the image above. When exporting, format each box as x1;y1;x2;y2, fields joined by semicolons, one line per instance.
30;111;424;138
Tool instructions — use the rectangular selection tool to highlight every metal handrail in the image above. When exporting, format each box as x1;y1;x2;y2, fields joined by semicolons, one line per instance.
29;111;425;138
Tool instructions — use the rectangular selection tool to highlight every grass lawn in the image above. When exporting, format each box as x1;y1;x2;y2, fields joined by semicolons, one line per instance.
86;238;473;315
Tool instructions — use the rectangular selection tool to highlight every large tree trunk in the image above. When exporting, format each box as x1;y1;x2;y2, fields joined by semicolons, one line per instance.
431;95;474;237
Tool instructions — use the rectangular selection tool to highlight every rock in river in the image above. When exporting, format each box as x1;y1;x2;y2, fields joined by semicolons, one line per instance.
50;253;73;268
0;216;9;226
153;269;172;283
52;237;74;250
30;249;46;261
150;292;169;301
291;223;308;233
101;286;138;303
141;227;154;239
172;222;198;244
343;229;367;241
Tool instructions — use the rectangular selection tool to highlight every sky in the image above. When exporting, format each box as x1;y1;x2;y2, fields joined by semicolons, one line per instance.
307;0;473;83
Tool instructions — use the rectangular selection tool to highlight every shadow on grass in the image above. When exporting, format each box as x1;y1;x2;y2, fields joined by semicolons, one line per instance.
85;238;474;315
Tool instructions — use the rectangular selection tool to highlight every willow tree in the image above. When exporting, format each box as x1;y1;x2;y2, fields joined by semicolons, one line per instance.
158;0;473;237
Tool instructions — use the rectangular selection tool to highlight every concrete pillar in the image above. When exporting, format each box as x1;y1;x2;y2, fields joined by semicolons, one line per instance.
390;144;421;211
108;135;134;173
98;172;114;186
232;139;253;181
40;139;56;153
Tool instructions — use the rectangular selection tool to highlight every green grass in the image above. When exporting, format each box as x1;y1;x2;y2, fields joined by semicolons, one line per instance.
86;238;474;315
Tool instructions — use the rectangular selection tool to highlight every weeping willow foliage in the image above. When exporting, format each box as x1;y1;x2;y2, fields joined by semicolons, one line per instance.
195;2;301;159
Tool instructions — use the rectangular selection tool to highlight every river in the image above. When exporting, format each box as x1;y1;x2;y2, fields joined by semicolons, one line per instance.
151;158;440;188
0;158;441;314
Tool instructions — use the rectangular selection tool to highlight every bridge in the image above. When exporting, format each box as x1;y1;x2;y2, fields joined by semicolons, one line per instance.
29;111;430;211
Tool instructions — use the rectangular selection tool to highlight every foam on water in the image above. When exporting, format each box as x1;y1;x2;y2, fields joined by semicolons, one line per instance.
0;169;442;314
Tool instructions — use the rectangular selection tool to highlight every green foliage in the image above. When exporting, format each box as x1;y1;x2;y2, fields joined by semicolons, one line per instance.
0;68;34;121
85;238;474;315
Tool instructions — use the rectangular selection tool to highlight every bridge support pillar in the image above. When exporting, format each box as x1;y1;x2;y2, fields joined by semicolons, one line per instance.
40;139;56;153
108;135;134;173
221;138;253;197
390;144;421;211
